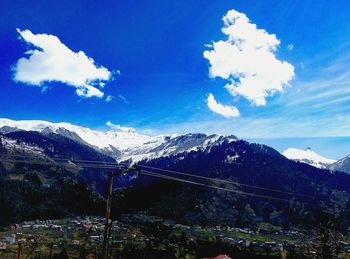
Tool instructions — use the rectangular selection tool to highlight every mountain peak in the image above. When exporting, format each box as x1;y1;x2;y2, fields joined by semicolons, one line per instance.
282;147;336;169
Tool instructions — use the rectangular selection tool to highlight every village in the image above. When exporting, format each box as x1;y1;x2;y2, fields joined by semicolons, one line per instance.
1;213;348;258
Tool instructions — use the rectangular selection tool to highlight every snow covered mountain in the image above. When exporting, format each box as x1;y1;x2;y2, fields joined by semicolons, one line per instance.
328;155;350;173
0;118;165;160
0;118;235;162
282;147;336;169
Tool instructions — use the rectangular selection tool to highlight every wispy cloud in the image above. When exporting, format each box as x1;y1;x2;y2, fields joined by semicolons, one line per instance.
118;94;128;104
14;29;114;98
142;129;152;135
207;93;239;118
106;121;135;133
152;112;350;139
106;95;114;102
282;53;350;110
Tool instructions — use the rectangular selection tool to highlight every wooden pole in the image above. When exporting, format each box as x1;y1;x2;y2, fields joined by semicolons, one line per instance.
101;165;139;259
102;172;115;259
49;243;53;259
17;242;23;259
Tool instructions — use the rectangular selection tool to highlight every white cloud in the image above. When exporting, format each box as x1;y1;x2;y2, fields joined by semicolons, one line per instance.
106;121;153;135
142;129;152;135
14;29;113;98
287;43;294;51
106;95;114;102
118;94;128;104
203;9;294;107
207;93;239;118
106;121;136;133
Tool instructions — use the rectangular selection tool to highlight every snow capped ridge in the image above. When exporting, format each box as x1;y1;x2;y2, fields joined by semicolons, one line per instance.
282;147;336;169
0;118;165;155
122;133;238;163
0;118;238;162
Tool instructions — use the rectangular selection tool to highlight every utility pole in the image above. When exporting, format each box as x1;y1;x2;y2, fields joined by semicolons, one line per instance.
17;242;23;259
101;165;140;259
102;172;115;259
49;243;53;259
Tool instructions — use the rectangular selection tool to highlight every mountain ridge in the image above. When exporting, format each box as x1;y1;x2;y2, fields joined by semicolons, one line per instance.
0;118;237;163
2;118;350;174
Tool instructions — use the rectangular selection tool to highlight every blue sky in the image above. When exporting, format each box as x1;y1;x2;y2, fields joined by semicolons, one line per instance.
1;0;350;152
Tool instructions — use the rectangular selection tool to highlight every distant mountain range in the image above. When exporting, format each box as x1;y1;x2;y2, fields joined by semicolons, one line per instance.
0;118;236;162
1;118;350;229
2;118;350;172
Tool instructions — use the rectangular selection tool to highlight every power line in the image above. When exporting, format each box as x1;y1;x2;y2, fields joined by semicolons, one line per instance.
0;158;119;170
0;154;314;198
0;154;310;195
139;169;291;203
1;154;118;165
120;163;313;198
0;155;315;204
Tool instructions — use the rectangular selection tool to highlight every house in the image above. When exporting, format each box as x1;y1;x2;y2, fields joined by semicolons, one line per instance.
71;240;80;245
204;255;232;259
0;242;7;251
4;234;16;245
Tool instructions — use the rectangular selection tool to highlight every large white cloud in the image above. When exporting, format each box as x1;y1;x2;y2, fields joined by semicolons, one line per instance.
14;29;112;98
207;93;239;118
204;9;294;108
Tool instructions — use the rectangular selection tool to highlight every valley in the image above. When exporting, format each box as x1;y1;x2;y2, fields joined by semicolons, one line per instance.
1;119;350;258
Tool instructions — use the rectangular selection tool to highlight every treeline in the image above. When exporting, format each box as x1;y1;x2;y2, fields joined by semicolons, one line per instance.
0;171;104;226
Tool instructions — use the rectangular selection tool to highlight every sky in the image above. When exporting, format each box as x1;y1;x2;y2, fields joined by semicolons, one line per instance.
1;0;350;157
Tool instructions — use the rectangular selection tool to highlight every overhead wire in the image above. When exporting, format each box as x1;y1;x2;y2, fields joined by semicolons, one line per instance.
139;169;291;203
0;154;315;199
0;156;319;205
0;156;289;202
0;154;307;198
119;162;312;197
